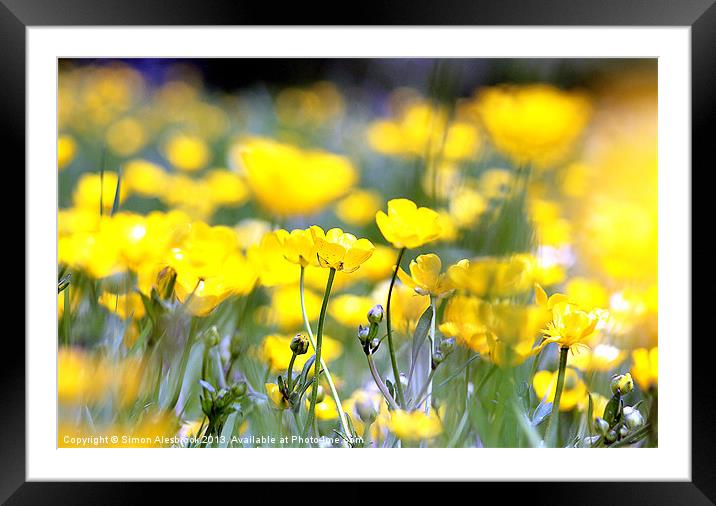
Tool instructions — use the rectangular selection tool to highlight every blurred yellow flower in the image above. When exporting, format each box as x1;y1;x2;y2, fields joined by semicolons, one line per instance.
105;116;147;157
330;294;376;328
577;392;610;421
123;159;169;197
259;284;321;330
565;277;609;311
58;347;108;405
354;245;395;282
163;133;210;172
439;294;490;354
261;333;343;372
58;134;77;170
449;186;488;228
373;281;429;336
398;253;455;298
204;169;249;207
388;409;442;441
485;303;546;366
234;219;272;249
569;343;626;372
265;383;288;409
236;137;357;216
98;291;146;320
376;198;441;249
630;347;658;391
248;232;300;287
335;189;382;226
474;83;591;167
533;368;587;411
311;226;375;273
73;172;128;213
447;254;535;298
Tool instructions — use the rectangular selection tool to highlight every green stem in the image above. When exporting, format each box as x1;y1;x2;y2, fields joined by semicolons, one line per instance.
286;352;297;392
386;247;407;407
303;268;336;437
299;266;351;446
366;354;399;410
545;346;569;447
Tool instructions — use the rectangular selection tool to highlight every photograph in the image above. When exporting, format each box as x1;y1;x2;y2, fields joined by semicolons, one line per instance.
56;57;659;449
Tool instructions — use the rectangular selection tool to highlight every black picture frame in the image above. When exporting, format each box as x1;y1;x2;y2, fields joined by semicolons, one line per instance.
4;0;711;503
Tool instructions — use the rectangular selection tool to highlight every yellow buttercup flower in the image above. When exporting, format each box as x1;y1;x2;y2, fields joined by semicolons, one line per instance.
447;254;535;298
398;253;455;298
474;83;591;168
265;383;288;409
58;347;108;405
354;245;395;282
577;392;610;421
541;300;601;352
375;198;441;249
247;232;301;287
449;186;488;228
105;116;147;157
373;281;429;336
261;333;343;372
123;159;169;198
162;133;210;172
73;172;128;213
274;227;322;268
335;189;382;227
204;169;249;207
439;294;491;354
569;343;626;372
630;347;658;391
236;137;357;216
485;303;547;366
311;226;375;273
388;409;442;441
533;368;587;411
98;291;146;320
329;294;376;328
258;284;321;330
58;134;77;170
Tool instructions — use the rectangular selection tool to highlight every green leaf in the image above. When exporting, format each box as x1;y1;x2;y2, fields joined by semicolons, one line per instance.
110;167;122;216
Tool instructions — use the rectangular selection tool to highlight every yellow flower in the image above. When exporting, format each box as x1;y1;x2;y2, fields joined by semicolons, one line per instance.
235;137;357;216
163;133;210;172
375;198;442;249
274;227;321;268
529;198;571;247
447;255;535;298
388;409;442;441
98;291;146;320
630;347;658;391
533;368;587;411
439;295;491;354
247;232;300;287
373;281;429;335
73;172;128;213
313;395;339;421
58;134;77;170
565;277;609;311
204;169;249;207
449;186;487;228
577;392;610;421
485;303;547;366
311;226;375;273
541;301;601;351
265;383;288;409
105;116;147;157
474;83;591;167
354;245;395;282
398;253;454;297
569;343;626;372
58;348;108;405
257;284;321;330
261;333;343;372
123;159;169;197
234;219;272;249
335;189;382;226
330;294;376;328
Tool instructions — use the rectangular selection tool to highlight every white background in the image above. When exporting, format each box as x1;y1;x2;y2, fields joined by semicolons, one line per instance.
27;27;690;480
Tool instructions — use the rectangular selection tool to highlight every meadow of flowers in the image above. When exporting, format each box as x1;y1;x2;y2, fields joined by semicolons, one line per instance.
57;59;658;448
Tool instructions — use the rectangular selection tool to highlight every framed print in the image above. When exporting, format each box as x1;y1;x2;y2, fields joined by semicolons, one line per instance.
5;0;712;502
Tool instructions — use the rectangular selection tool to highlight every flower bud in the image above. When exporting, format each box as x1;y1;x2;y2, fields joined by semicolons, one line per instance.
367;304;384;324
619;426;629;438
356;398;377;423
610;373;634;395
439;337;456;357
204;326;220;347
594;417;609;436
229;333;242;358
605;429;617;444
231;381;247;398
357;325;370;344
156;266;177;299
290;333;310;355
432;350;445;368
315;385;325;403
623;406;644;430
